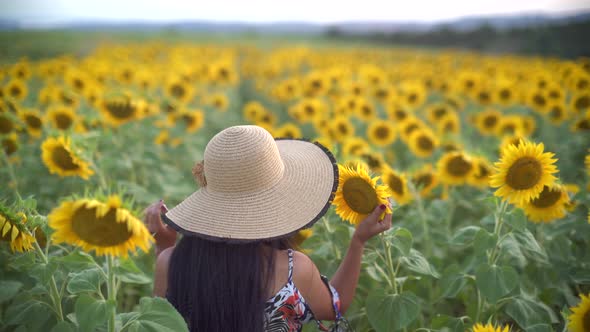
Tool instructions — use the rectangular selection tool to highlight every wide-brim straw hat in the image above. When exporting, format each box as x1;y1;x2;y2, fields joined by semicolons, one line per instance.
162;125;338;242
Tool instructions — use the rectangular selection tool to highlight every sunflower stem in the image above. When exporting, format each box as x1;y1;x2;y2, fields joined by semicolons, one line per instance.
489;200;509;265
379;233;398;294
106;255;117;332
1;150;22;200
33;240;63;322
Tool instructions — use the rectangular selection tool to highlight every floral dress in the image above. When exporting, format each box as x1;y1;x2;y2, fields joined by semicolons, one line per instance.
263;249;345;332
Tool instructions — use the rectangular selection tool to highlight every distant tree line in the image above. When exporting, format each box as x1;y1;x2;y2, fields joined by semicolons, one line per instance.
325;19;590;59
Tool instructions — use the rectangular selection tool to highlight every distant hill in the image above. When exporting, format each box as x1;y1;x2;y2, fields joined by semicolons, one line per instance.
1;10;589;34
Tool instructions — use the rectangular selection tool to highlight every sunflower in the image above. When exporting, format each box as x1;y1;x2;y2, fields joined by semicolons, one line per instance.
519;184;569;223
98;96;144;126
585;152;590;175
0;112;15;135
437;151;475;185
208;92;229;112
399;117;425;142
3;79;28;102
255;111;277;130
243;101;266;122
330;116;355;142
425;103;451;124
547;102;569;126
399;81;427;110
341;137;370;157
274;123;302;139
567;293;590;332
526;89;549;114
496;115;524;137
436;114;461;135
407;128;439;158
489;140;558;205
175;109;205;133
471;323;509;332
48;195;153;257
46;105;77;131
165;79;194;104
2;133;18;156
571;117;590;132
360;151;387;173
332;164;391;225
0;205;35;252
468;156;493;188
19;109;43;137
410;164;439;197
571;92;590;115
292;229;313;248
386;103;411;122
475;109;502;136
382;169;412;205
367;120;396;147
41;136;94;179
353;97;377;121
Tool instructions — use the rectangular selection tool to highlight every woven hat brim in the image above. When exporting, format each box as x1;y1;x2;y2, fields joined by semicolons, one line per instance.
163;139;338;242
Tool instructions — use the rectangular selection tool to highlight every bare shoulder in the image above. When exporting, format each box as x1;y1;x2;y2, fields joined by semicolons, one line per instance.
156;246;175;267
291;250;318;290
291;250;336;320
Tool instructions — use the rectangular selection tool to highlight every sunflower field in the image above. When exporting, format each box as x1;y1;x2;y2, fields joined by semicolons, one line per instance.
1;35;590;332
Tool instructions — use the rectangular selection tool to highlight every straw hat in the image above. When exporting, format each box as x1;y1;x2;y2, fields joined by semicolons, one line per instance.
163;125;338;242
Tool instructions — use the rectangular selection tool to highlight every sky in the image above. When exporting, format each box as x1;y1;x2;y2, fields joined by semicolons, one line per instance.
1;0;590;25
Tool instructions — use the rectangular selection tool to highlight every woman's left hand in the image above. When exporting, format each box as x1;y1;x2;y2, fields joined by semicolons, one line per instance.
144;200;177;254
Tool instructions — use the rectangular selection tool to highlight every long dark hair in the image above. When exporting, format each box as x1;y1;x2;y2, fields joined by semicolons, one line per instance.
167;235;293;332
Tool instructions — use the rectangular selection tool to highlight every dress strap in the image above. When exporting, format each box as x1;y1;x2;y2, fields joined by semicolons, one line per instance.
287;249;294;282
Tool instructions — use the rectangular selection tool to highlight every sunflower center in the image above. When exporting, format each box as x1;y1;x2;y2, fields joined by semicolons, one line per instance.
576;119;590;130
55;113;73;130
182;114;195;126
387;175;404;194
374;126;390;139
447;155;472;176
394;109;407;120
530;186;561;208
2;137;17;155
417;135;434;151
550;106;563;118
361;106;372;115
0;115;14;134
533;94;546;107
404;124;419;136
25;115;42;129
478;91;490;103
574;95;590;112
10;86;22;97
170;84;186;99
407;94;417;103
499;89;511;100
342;177;379;214
476;164;490;179
71;206;132;246
583;309;590;332
412;174;432;189
433;107;447;119
483;115;498;128
338;123;349;135
51;146;80;170
505;157;542;190
105;101;136;119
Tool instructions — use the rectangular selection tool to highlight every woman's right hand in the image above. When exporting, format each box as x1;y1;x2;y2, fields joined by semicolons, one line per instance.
352;199;393;245
144;200;177;254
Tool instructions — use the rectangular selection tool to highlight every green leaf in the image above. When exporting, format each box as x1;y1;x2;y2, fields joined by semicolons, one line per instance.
390;227;413;256
120;297;188;332
67;268;105;294
450;226;482;246
30;260;59;285
505;208;527;231
473;229;497;254
5;300;52;329
75;294;110;332
526;324;552;332
513;229;548;264
475;264;519;303
114;258;152;284
366;291;421;331
439;274;468;299
431;314;465;332
50;321;76;332
0;280;23;303
400;249;440;278
505;297;558;328
57;250;97;270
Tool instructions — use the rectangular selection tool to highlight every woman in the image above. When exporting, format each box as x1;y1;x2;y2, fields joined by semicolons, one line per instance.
145;125;392;332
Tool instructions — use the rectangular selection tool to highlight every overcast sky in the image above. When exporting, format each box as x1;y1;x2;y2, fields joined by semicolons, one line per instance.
1;0;589;24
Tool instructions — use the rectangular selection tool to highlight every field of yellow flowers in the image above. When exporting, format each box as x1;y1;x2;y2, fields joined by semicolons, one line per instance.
1;38;590;332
